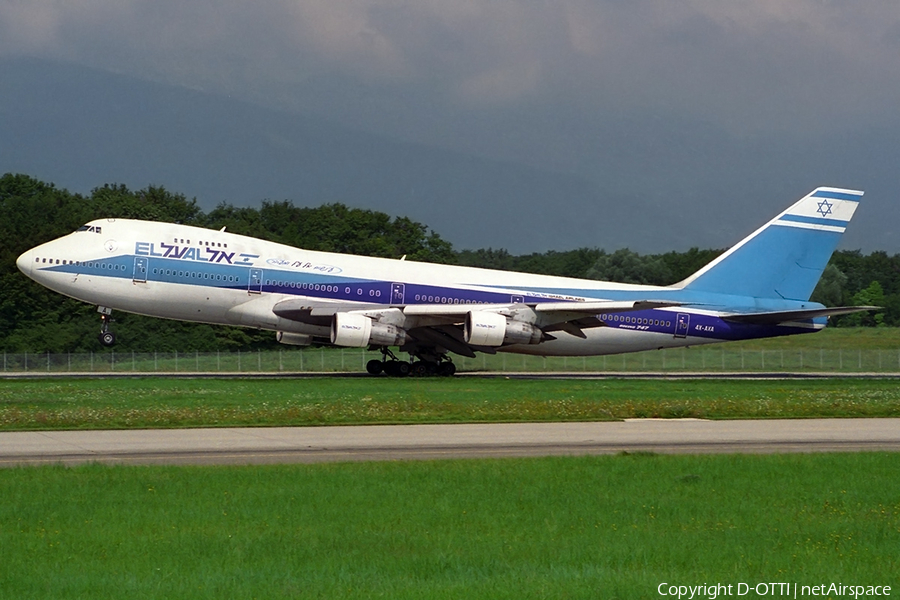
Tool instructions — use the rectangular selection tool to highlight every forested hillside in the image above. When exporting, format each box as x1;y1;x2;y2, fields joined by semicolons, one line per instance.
2;174;897;352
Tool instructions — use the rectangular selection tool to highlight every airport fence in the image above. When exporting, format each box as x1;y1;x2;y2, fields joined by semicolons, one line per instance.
3;346;900;374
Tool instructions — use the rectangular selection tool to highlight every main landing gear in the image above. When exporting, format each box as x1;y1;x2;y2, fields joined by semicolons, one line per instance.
98;306;116;347
366;347;456;377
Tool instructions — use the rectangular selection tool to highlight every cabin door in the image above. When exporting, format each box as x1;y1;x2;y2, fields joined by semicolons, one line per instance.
674;313;690;338
133;257;148;283
248;268;263;294
391;283;405;305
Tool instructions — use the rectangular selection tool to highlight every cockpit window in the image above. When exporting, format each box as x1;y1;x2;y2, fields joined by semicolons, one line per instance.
76;225;90;232
75;225;102;234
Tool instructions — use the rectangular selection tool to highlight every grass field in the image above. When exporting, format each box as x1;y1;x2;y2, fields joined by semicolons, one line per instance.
3;331;897;597
1;377;900;430
1;453;897;599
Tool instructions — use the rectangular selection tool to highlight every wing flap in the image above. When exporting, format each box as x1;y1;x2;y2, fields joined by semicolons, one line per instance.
273;298;379;325
542;317;605;338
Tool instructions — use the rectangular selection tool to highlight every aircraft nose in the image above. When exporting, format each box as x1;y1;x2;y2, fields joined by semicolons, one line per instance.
16;249;33;277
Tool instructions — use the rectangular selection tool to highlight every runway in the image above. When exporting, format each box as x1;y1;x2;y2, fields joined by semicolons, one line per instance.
1;418;898;467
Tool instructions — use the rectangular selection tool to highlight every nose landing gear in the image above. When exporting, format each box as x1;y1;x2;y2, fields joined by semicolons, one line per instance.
98;306;116;347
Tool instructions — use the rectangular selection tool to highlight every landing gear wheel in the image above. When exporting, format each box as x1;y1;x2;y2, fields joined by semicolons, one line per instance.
394;361;411;377
372;347;411;377
382;361;410;377
98;311;116;347
366;359;384;375
438;361;456;377
411;361;432;377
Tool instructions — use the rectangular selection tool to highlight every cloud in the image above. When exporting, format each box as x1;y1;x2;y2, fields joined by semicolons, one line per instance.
0;0;64;53
2;0;899;139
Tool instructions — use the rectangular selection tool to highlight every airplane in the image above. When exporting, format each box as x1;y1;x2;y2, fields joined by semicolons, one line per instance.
16;186;875;376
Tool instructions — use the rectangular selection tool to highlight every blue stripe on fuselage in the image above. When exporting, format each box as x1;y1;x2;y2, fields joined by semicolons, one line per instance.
598;309;820;341
39;254;825;342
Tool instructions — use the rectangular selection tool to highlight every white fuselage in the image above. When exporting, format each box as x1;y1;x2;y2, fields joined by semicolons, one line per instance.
16;218;821;356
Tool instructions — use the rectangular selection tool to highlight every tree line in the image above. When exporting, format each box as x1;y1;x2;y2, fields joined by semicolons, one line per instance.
1;173;896;352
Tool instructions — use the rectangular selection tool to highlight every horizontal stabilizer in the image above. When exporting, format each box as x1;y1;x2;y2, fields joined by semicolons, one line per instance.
722;306;879;325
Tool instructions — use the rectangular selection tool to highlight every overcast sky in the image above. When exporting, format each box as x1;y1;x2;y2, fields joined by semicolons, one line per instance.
2;1;899;251
4;1;899;156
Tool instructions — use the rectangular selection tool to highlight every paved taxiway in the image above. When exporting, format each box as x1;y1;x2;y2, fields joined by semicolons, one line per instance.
1;418;898;466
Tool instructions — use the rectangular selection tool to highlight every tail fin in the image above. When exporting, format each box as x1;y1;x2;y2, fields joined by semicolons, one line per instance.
679;187;863;301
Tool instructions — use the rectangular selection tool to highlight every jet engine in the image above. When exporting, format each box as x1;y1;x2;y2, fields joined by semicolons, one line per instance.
330;313;408;347
276;332;313;346
464;311;543;346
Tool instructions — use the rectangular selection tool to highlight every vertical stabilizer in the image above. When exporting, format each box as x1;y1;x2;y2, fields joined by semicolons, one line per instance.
679;187;863;301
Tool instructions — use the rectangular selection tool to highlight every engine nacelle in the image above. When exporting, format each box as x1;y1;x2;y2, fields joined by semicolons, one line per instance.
464;311;543;346
330;313;408;347
276;332;313;346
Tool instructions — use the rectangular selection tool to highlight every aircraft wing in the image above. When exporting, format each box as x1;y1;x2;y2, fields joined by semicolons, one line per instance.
273;298;684;350
272;300;381;327
721;306;880;325
400;299;682;317
274;298;681;323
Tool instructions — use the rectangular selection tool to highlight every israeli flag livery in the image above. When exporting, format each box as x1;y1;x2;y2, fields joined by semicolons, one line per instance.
774;188;862;234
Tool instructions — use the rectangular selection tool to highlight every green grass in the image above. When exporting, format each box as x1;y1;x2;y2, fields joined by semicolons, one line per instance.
0;453;897;599
1;377;900;430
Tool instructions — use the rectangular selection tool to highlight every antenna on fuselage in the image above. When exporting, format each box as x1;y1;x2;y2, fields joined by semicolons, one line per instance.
219;226;227;232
